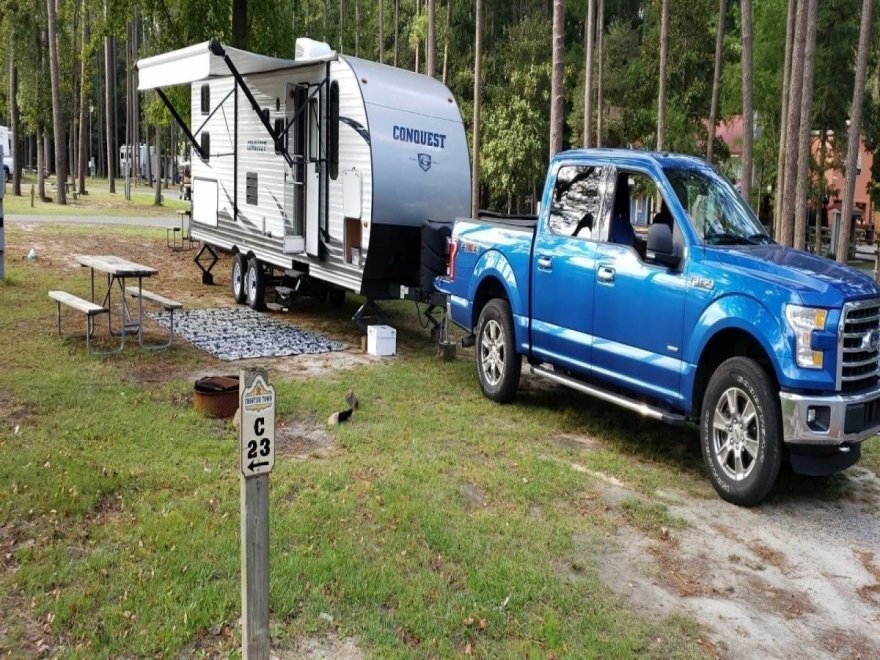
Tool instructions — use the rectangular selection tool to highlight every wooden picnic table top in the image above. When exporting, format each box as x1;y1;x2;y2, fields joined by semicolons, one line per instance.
75;254;158;277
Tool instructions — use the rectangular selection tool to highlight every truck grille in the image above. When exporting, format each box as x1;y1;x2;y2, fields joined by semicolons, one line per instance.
839;299;880;392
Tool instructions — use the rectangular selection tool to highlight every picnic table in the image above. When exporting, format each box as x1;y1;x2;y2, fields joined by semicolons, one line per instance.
76;254;158;350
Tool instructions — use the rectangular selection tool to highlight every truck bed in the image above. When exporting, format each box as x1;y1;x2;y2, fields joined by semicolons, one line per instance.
473;210;539;231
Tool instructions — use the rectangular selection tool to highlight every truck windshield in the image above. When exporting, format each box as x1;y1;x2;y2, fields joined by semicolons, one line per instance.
663;167;772;246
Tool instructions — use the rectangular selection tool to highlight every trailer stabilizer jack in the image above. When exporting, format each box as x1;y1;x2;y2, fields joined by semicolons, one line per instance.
194;244;219;285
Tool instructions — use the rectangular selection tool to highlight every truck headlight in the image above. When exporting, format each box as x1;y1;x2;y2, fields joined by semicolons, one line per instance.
785;305;827;369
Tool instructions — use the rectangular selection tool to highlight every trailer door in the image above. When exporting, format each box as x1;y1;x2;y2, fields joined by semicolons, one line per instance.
283;83;307;253
306;92;321;257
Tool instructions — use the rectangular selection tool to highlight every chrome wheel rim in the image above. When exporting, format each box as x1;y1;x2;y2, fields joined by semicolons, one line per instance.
712;386;760;481
233;260;243;297
480;319;505;387
247;264;257;302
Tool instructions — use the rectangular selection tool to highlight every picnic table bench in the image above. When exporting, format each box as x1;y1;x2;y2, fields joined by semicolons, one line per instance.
125;286;183;349
48;290;108;354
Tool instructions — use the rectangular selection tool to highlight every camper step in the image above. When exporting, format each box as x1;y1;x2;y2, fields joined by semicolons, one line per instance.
275;285;294;298
283;268;308;279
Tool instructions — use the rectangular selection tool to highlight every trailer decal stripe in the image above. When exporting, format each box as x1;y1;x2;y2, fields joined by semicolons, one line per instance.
339;116;370;145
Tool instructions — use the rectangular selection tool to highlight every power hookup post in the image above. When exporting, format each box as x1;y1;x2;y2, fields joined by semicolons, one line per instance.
239;368;276;659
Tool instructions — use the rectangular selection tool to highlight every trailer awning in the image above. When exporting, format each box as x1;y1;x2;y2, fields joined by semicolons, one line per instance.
137;40;299;91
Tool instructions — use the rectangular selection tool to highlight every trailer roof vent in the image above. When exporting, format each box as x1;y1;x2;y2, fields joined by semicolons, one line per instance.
295;38;333;62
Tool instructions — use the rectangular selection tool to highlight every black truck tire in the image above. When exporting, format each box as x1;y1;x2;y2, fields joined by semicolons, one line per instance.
475;299;521;403
245;256;265;310
700;357;782;506
231;253;247;304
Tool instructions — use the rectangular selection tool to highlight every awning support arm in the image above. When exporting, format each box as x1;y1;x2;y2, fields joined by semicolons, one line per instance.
209;39;293;168
156;88;202;159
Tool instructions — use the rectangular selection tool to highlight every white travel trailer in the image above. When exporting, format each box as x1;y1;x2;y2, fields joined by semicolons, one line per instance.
137;38;470;324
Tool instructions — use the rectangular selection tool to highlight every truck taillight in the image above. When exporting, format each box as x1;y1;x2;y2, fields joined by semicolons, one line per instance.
448;238;459;280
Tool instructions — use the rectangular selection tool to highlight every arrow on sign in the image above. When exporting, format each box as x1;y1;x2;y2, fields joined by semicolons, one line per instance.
248;460;270;471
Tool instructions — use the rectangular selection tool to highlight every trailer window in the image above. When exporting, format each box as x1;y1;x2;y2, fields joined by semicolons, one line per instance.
329;81;339;180
200;85;210;114
246;172;258;205
200;132;210;162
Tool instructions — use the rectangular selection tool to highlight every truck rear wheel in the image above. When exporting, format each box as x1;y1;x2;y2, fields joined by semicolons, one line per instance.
245;257;265;310
231;253;247;304
475;299;520;403
700;357;782;506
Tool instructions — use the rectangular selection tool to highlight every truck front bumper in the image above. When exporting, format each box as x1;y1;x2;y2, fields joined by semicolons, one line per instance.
780;385;880;447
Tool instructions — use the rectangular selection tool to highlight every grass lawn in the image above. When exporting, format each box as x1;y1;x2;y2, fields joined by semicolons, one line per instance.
4;173;188;217
4;223;877;657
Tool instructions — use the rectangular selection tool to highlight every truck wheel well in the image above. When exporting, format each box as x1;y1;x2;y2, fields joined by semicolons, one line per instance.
472;277;508;328
692;329;778;417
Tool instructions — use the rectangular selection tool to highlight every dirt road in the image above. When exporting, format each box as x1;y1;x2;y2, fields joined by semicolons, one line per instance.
595;462;880;659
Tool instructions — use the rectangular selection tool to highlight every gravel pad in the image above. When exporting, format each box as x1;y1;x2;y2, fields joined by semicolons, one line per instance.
148;307;344;360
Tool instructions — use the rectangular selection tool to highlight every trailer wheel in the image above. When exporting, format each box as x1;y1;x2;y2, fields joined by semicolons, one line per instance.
231;253;247;304
700;357;782;506
475;299;520;403
245;257;265;311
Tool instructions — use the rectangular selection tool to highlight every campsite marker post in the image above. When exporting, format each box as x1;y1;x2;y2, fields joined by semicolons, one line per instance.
239;368;275;659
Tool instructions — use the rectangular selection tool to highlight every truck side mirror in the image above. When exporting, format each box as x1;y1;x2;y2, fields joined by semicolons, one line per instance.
647;223;681;269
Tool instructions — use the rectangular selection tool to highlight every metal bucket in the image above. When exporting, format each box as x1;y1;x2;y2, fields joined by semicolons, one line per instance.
193;375;239;418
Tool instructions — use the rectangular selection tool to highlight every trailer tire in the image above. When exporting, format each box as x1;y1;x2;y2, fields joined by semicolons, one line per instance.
231;253;247;304
700;357;782;506
475;299;520;403
245;257;265;311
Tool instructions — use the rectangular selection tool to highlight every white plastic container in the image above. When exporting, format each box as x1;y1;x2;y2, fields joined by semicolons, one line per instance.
367;325;397;356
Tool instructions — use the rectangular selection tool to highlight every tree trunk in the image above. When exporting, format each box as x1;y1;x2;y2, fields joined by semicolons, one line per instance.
394;0;399;66
78;0;89;195
355;0;360;57
37;128;46;200
596;0;605;147
105;19;116;192
583;0;595;148
414;0;420;73
471;0;483;217
427;0;436;77
836;0;874;263
816;128;827;254
549;0;565;158
232;0;247;49
154;126;162;206
442;0;451;83
706;0;727;163
774;0;795;238
793;0;818;251
740;0;754;206
378;0;384;62
8;54;21;196
779;0;808;246
656;0;669;151
47;0;67;204
339;0;344;52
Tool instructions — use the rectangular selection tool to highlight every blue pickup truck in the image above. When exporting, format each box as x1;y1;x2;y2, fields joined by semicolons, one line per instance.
435;149;880;505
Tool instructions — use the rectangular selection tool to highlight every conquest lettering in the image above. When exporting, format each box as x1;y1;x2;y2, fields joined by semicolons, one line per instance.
392;124;447;149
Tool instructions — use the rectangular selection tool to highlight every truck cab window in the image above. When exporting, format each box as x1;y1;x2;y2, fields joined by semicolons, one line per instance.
608;170;674;257
548;165;604;239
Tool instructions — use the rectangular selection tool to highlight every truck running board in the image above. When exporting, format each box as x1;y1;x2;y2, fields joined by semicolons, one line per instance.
530;366;687;424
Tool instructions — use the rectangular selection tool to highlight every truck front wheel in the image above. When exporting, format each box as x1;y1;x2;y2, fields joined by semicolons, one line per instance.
475;299;520;403
701;357;782;506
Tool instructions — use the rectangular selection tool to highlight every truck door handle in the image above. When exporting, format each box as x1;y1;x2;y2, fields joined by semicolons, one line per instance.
597;266;615;283
537;256;553;271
